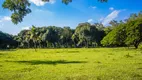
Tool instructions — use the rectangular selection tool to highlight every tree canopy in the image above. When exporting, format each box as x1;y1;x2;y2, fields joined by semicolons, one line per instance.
0;31;17;49
101;11;142;48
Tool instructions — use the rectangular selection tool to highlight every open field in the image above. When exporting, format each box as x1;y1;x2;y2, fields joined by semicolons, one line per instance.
0;48;142;80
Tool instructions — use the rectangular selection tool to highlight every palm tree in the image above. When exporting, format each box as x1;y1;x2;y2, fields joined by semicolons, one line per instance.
30;25;39;51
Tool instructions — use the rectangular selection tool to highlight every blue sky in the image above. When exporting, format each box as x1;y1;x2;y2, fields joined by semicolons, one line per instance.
0;0;142;35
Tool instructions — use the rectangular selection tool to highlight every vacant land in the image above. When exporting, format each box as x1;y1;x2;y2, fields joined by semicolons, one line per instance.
0;48;142;80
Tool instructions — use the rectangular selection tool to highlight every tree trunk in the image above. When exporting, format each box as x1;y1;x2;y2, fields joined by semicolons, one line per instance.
18;42;20;48
73;41;76;48
134;42;139;49
34;42;37;52
53;43;56;48
28;42;30;48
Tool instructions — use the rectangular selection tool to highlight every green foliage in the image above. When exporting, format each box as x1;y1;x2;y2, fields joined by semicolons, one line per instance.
104;26;113;34
125;18;142;48
101;23;127;47
72;22;104;47
139;43;142;49
101;11;142;48
2;0;31;24
42;26;62;47
109;20;119;27
60;27;73;47
62;0;72;5
4;23;104;49
0;31;17;49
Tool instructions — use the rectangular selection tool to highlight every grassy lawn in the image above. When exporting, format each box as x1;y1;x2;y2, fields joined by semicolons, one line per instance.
0;48;142;80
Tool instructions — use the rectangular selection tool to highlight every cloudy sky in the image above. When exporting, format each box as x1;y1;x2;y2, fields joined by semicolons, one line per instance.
0;0;142;35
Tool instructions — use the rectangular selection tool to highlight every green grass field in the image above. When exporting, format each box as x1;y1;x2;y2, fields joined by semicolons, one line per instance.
0;48;142;80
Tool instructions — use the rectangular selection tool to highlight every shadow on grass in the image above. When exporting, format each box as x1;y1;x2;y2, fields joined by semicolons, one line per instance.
7;60;87;65
0;53;4;55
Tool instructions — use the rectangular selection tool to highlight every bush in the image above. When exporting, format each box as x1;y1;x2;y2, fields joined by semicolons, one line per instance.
139;42;142;49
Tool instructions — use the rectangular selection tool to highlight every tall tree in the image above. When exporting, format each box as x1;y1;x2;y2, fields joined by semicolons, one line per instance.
30;26;39;51
101;23;127;47
72;22;102;47
125;18;142;48
60;27;73;47
42;26;61;48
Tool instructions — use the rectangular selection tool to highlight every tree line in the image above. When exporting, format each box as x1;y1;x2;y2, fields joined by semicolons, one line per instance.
0;11;142;49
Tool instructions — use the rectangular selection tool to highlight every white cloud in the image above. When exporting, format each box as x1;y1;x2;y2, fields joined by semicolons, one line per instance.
35;9;54;16
92;6;97;9
0;16;11;22
102;10;121;26
29;0;56;6
21;26;30;30
0;23;4;28
3;16;11;21
49;0;56;4
99;17;104;21
109;7;114;10
123;16;128;20
0;16;11;29
87;19;93;23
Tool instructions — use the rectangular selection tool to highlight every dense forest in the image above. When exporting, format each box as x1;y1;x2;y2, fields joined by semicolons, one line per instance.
0;11;142;49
